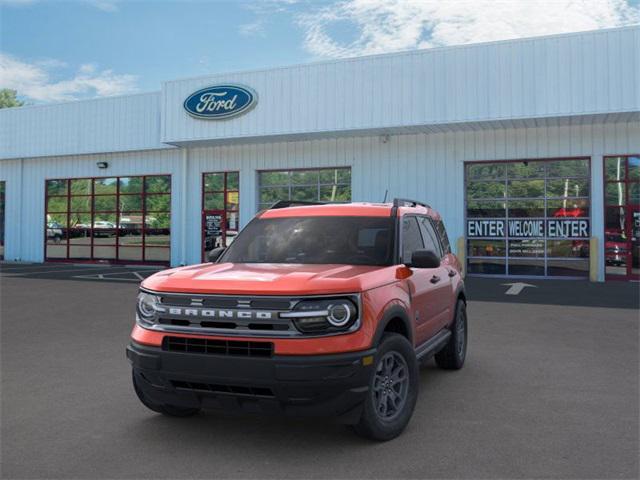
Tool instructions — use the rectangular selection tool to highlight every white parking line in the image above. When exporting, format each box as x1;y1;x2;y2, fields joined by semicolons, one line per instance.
0;266;133;276
72;270;153;282
73;275;139;282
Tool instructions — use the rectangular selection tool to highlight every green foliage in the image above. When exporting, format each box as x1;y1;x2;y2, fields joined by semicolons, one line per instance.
466;181;505;199
145;176;171;193
120;177;144;194
145;194;170;212
0;89;24;109
507;180;545;198
258;168;352;205
204;173;224;191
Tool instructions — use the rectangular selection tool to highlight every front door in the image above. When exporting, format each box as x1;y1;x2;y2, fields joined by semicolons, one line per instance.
417;216;453;330
401;216;450;346
604;156;639;280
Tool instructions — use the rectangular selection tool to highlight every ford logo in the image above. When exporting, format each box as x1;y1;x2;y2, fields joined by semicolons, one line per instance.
183;84;257;120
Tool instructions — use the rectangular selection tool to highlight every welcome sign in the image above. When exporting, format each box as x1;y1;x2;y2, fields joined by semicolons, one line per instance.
184;84;257;119
467;219;590;239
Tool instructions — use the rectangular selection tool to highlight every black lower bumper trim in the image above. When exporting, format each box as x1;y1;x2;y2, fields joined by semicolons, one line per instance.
127;341;376;423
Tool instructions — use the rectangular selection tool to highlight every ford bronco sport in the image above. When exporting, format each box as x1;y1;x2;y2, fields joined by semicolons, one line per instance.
127;199;467;441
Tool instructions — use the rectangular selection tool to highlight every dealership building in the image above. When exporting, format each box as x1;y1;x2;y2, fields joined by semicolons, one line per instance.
0;26;638;281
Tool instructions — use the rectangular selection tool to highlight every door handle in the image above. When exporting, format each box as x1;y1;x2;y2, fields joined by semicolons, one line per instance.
430;275;441;284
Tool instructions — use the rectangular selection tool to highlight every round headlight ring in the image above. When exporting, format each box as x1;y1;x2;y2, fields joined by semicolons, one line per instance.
137;292;158;320
327;302;354;327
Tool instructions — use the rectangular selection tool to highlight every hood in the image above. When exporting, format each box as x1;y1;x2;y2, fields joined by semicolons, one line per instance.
142;262;397;295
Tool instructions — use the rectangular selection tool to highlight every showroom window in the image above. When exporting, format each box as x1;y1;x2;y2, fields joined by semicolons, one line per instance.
45;175;171;264
465;159;591;277
258;167;351;210
603;155;639;280
0;181;4;260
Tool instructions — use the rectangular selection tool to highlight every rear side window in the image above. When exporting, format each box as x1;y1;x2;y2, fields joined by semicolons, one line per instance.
436;219;451;254
402;217;424;263
418;217;442;258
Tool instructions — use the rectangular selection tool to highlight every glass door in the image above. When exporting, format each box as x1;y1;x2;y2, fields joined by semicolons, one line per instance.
202;172;239;261
632;204;639;278
465;158;591;278
0;181;5;260
604;155;639;280
45;175;171;264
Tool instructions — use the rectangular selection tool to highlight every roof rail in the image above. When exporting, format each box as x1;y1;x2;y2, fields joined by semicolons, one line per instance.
269;200;327;209
392;198;431;209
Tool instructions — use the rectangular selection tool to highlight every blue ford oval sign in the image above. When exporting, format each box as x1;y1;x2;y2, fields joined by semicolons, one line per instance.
183;84;257;120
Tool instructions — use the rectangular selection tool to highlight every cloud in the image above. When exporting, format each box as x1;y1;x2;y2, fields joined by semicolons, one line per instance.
298;0;640;58
239;19;266;36
243;0;299;15
239;1;301;35
85;0;119;12
0;53;138;102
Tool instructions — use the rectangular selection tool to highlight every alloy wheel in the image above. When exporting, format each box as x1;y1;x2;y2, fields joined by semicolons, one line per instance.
373;351;410;421
456;309;466;358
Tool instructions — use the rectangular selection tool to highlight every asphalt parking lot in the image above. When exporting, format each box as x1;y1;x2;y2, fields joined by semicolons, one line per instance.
1;263;638;479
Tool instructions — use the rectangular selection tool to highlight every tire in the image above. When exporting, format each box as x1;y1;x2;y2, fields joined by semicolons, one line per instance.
132;371;200;417
435;300;467;370
352;333;419;441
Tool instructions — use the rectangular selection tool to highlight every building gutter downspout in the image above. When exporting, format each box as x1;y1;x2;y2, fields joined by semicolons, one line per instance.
181;148;188;266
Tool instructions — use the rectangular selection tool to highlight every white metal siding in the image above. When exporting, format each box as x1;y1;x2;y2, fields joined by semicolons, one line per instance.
0;92;169;160
1;27;637;161
0;159;22;261
1;120;637;281
162;27;639;145
183;121;640;281
0;149;184;265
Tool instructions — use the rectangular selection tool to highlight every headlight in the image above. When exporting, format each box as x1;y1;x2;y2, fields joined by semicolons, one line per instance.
281;298;358;334
136;291;160;326
327;303;355;327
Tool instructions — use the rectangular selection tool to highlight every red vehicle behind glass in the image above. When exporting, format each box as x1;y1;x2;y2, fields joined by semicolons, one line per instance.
127;199;467;440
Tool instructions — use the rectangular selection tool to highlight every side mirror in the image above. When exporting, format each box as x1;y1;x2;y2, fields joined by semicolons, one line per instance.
207;247;226;263
407;249;440;269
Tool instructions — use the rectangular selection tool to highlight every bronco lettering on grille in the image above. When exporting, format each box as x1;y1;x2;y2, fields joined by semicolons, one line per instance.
157;306;274;320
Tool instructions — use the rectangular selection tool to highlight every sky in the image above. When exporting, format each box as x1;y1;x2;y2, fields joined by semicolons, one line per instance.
1;0;639;104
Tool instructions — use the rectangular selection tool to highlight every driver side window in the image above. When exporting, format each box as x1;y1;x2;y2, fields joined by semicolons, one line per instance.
402;217;425;264
418;217;443;258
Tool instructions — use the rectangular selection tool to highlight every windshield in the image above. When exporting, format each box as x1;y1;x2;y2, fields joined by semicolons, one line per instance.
221;216;395;266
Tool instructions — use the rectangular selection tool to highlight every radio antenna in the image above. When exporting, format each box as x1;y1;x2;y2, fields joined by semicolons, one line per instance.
383;189;388;203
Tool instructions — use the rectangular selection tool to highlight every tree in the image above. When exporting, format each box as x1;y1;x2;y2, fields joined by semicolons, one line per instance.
0;89;24;109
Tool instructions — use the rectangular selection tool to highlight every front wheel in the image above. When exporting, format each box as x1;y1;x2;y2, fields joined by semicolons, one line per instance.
132;371;200;417
435;300;467;370
352;333;419;441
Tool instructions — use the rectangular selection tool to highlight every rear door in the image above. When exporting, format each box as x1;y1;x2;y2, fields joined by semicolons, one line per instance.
401;216;447;346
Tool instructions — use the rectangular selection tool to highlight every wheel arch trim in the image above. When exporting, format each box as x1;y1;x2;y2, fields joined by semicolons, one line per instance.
372;304;414;347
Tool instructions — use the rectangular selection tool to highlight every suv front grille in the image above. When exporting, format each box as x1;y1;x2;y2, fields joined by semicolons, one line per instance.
145;292;360;338
162;336;273;357
171;380;274;398
152;294;297;336
158;294;293;310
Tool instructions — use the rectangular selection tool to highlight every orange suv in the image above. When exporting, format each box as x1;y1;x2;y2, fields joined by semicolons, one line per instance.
127;199;467;440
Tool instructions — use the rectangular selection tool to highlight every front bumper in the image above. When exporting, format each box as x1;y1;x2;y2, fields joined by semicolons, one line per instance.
126;341;376;423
